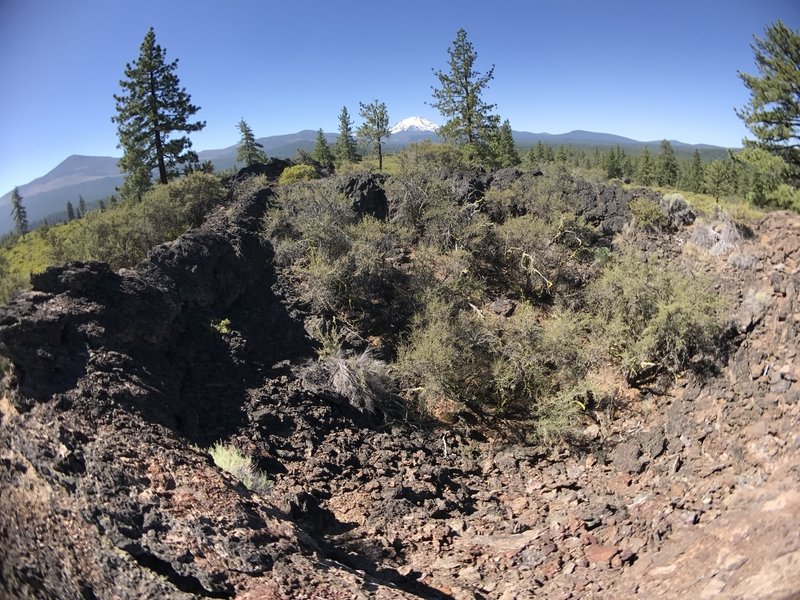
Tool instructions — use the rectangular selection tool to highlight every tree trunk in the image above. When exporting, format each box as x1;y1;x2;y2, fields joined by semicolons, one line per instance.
154;130;168;184
377;139;383;171
149;72;168;184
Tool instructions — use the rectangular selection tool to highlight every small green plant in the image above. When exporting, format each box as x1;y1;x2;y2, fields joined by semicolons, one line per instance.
278;164;319;185
208;442;271;493
211;318;232;335
629;197;669;231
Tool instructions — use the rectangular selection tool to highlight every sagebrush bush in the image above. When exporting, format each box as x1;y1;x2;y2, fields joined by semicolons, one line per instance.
396;297;592;426
587;244;726;382
385;143;481;249
231;173;269;201
264;181;413;338
264;180;355;267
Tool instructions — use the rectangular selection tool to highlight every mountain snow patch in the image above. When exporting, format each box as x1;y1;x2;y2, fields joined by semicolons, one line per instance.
390;116;439;134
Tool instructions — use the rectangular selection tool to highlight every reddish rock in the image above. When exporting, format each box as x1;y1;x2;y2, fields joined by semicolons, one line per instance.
585;544;620;564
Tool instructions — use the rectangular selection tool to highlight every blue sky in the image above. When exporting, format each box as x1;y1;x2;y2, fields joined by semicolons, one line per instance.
0;0;797;193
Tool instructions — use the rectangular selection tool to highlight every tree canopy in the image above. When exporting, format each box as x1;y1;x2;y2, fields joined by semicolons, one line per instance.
10;188;28;236
736;20;800;185
493;119;520;168
312;129;335;169
112;28;205;199
656;140;678;187
333;106;360;165
236;119;267;166
431;29;499;155
357;100;391;171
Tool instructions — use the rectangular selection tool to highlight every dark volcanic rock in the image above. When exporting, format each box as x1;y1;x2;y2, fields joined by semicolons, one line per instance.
234;158;291;181
0;191;419;599
573;180;664;235
0;193;311;441
337;172;389;219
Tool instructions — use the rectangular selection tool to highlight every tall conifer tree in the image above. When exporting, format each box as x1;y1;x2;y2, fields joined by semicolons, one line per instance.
312;129;335;169
656;140;678;186
10;187;28;236
493;119;520;167
236;119;267;166
431;29;500;155
357;100;391;171
333;106;360;165
112;28;205;199
637;147;655;185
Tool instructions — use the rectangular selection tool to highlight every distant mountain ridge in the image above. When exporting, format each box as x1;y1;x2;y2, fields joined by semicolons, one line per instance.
0;120;732;235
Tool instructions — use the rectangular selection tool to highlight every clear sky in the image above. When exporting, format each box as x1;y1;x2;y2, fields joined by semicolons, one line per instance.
1;0;797;194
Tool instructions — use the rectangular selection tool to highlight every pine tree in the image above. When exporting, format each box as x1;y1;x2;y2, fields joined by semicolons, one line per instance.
704;160;733;199
98;199;107;212
534;141;546;164
736;20;800;183
684;149;704;192
333;106;360;165
77;196;87;219
357;100;391;171
656;140;678;186
312;128;335;169
493;119;521;167
637;147;655;185
112;27;205;199
603;146;624;179
10;187;28;236
431;29;500;155
236;119;267;166
66;201;76;222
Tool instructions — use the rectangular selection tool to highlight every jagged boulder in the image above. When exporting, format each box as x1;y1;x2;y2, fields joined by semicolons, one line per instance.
337;172;389;219
234;157;291;181
573;180;668;235
486;166;525;190
447;166;492;204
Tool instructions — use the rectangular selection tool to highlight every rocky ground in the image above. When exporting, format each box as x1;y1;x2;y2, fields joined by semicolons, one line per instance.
1;177;798;599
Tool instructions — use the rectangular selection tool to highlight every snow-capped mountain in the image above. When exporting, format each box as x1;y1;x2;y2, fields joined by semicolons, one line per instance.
390;116;439;134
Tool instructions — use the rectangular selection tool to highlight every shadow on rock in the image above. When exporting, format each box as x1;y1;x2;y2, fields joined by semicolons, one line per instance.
0;188;313;445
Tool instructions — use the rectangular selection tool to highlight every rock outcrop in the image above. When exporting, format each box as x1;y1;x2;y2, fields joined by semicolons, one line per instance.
0;189;418;598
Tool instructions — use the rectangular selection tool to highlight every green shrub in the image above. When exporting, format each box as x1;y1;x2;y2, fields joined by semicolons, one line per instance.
629;197;669;231
265;182;413;337
587;245;726;382
278;164;319;185
208;443;271;494
9;172;226;274
264;180;355;268
396;298;590;428
384;142;479;249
